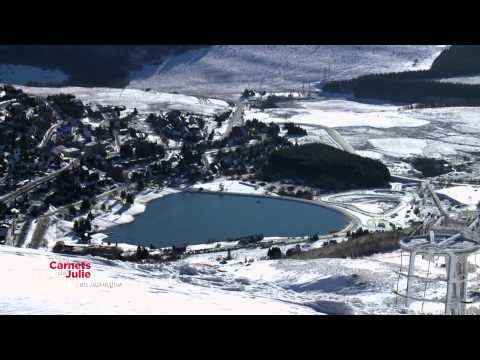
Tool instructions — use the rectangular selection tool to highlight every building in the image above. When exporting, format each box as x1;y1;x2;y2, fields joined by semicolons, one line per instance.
52;145;81;160
0;224;8;243
107;165;126;182
84;142;107;157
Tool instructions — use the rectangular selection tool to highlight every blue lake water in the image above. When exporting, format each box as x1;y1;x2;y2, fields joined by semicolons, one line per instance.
105;192;350;247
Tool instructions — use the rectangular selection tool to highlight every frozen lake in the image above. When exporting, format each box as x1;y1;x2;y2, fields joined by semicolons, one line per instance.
105;192;349;247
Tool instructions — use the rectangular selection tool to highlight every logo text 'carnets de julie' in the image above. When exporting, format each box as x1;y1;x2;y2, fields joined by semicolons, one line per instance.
50;261;92;278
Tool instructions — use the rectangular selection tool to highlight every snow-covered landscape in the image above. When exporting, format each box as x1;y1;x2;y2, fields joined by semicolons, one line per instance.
128;45;447;98
18;86;231;116
2;44;480;315
0;243;400;315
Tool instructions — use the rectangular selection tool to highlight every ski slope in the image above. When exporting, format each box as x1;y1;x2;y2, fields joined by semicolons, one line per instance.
0;243;412;315
128;45;447;98
0;246;318;315
4;239;476;315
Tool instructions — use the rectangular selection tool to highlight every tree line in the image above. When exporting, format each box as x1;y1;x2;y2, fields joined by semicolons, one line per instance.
322;45;480;107
259;143;391;191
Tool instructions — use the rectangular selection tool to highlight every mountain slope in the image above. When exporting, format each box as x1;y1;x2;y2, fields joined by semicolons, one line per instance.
0;45;447;98
0;243;408;315
0;46;203;87
127;45;448;98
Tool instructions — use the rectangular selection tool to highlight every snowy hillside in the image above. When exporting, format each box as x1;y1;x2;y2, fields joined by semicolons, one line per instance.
128;45;447;98
0;246;318;315
5;240;479;315
0;244;413;315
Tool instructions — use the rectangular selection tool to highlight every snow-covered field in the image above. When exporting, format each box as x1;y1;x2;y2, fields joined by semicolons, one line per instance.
18;86;230;116
245;98;480;162
368;138;478;158
246;100;430;129
436;185;480;206
320;188;419;232
408;106;480;135
128;45;447;98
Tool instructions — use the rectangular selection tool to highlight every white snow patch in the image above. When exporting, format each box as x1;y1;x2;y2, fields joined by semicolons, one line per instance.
92;188;178;232
368;138;478;158
246;101;429;129
356;150;384;160
191;179;268;195
436;186;480;206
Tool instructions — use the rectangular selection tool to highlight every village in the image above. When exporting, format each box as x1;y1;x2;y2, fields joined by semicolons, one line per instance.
0;84;335;259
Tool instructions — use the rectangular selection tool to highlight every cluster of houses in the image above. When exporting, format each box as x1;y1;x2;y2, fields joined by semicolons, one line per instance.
211;127;288;177
146;110;206;143
0;86;155;229
0;90;58;192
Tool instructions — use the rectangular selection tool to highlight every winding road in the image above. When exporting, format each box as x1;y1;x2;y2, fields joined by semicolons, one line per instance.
0;159;80;206
0;99;15;110
37;123;61;149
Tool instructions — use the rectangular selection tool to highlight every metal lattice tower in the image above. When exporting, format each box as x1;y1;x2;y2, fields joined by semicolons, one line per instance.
395;229;480;315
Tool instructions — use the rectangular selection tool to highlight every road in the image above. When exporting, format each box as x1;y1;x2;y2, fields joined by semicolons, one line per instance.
14;219;32;248
293;122;356;154
37;100;63;149
322;126;356;154
37;123;61;149
392;174;477;188
0;99;16;110
425;182;449;217
40;185;126;219
27;217;50;249
221;102;245;141
196;101;248;170
113;129;121;153
390;175;424;184
13;185;127;249
0;159;80;205
201;152;210;170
